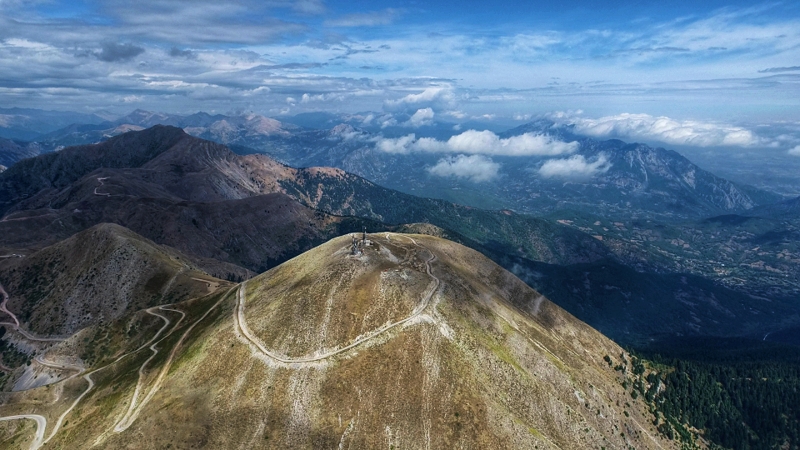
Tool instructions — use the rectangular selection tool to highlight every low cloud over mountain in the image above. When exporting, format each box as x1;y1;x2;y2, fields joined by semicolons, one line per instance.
427;154;500;182
550;111;770;148
538;153;612;179
376;129;578;156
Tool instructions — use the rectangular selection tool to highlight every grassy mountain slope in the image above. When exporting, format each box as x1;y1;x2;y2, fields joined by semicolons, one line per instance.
0;234;675;449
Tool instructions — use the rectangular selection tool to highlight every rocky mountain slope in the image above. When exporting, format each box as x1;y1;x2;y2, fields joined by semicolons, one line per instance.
0;223;216;337
748;195;800;219
0;140;43;169
0;125;188;214
0;234;676;449
0;222;230;396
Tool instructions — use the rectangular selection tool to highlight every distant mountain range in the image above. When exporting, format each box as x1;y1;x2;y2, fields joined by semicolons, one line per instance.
2;108;787;222
259;119;785;221
1;125;797;347
0;107;108;141
0;138;44;168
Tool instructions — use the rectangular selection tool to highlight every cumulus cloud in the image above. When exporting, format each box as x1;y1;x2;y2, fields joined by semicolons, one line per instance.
300;92;345;103
445;110;467;119
789;145;800;156
376;130;579;156
376;134;416;153
378;114;398;129
96;42;145;62
551;112;769;147
427;154;500;182
405;108;434;127
383;86;456;113
538;154;611;179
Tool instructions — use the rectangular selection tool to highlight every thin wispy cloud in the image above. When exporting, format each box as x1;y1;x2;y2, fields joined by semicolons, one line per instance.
325;9;401;27
759;66;800;73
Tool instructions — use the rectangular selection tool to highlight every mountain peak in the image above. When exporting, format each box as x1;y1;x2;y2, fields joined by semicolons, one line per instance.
217;234;669;448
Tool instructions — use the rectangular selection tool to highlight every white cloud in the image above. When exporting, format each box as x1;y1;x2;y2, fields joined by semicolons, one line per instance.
376;134;417;153
552;112;770;147
380;129;578;156
119;95;143;103
300;92;351;103
383;86;456;113
1;1;799;127
378;114;398;129
538;153;611;179
427;154;500;182
404;107;434;127
445;110;468;119
789;145;800;156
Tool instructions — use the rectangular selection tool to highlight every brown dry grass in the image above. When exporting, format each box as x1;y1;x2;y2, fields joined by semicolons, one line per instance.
0;233;676;449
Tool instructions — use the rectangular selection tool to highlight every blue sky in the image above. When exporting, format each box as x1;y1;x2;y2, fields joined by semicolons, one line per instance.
1;0;799;152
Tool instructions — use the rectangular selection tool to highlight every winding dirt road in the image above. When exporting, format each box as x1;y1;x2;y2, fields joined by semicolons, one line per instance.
113;305;184;432
33;356;82;375
0;279;233;444
0;233;439;444
234;234;440;364
0;414;46;450
0;283;65;343
113;288;234;433
93;177;111;197
41;374;94;447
